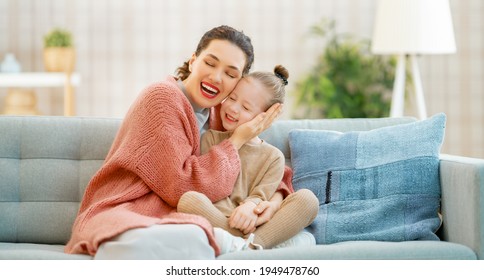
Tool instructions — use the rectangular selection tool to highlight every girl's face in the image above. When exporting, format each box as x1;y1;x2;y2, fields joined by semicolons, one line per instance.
220;77;271;132
183;39;247;109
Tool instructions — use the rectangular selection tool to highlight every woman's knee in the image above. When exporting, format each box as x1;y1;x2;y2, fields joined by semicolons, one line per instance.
95;224;215;260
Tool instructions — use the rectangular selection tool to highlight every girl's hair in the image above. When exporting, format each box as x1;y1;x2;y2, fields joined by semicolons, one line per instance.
176;25;254;80
248;64;289;109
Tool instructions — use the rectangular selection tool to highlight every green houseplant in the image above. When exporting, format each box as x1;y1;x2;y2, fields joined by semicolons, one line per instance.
43;28;75;72
293;20;396;118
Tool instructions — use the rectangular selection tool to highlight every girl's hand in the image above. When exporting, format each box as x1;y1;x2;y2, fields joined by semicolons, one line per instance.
229;201;258;235
229;103;283;149
254;191;283;227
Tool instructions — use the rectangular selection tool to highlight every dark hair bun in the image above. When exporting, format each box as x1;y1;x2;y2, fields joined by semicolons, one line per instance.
274;65;289;80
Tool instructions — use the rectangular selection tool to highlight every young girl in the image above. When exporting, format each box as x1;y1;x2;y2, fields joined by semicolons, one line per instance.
178;65;319;254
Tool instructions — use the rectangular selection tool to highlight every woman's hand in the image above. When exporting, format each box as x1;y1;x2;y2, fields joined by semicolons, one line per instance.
254;191;283;227
229;103;283;149
229;201;259;235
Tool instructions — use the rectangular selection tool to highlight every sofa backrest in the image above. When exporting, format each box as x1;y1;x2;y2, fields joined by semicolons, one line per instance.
260;117;416;167
0;116;121;245
0;115;415;245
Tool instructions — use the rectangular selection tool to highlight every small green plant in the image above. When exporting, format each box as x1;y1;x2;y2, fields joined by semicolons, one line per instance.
293;19;397;119
44;28;73;48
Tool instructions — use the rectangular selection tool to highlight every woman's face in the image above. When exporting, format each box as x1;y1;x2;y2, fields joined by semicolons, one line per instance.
183;39;247;108
220;77;271;132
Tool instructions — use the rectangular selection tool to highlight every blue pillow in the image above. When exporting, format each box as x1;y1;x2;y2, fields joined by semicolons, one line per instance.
289;113;446;244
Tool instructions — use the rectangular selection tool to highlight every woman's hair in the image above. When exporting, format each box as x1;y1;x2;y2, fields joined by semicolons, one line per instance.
176;25;254;80
248;64;289;109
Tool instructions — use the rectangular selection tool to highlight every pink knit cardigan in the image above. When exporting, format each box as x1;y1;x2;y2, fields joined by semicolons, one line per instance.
65;76;294;257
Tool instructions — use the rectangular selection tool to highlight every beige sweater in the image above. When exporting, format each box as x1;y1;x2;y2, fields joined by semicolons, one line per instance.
201;130;285;217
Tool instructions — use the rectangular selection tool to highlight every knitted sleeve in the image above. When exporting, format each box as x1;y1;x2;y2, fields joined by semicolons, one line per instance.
112;82;241;208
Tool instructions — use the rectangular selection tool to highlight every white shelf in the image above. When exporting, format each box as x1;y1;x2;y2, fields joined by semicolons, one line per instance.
0;72;81;116
0;72;81;87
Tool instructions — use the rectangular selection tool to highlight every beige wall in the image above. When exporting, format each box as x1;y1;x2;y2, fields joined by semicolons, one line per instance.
0;0;483;158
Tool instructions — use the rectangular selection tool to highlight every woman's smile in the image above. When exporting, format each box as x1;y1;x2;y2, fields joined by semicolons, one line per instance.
200;81;220;99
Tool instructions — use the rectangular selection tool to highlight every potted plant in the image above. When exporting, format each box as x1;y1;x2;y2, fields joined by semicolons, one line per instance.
43;28;75;72
293;19;399;119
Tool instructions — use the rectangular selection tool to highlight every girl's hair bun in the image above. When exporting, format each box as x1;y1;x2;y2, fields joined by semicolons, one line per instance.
274;65;289;85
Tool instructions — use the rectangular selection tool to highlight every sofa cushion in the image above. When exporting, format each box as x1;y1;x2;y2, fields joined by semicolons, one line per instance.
217;241;476;260
0;243;91;260
289;113;446;244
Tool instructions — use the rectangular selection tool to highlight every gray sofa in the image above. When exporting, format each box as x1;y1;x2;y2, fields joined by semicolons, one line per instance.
0;115;482;260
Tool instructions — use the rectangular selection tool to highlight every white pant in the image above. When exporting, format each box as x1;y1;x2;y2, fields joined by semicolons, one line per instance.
94;224;215;260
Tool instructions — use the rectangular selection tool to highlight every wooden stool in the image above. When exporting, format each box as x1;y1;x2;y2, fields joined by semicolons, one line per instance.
3;89;40;115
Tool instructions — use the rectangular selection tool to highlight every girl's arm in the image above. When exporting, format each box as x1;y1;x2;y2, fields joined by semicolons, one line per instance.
254;191;284;227
253;165;294;227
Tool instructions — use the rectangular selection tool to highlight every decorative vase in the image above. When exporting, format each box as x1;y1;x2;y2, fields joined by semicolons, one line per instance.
2;89;40;115
43;47;76;72
1;53;21;73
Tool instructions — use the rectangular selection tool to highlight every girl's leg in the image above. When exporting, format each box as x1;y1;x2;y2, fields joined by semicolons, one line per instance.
253;189;319;248
177;191;243;237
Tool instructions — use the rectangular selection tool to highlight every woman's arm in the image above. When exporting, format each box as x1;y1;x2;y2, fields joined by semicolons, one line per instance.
117;83;242;207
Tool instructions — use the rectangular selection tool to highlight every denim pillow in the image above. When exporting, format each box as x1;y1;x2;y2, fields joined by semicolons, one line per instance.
289;113;446;244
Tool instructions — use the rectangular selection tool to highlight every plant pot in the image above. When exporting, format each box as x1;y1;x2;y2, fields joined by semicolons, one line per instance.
43;47;76;72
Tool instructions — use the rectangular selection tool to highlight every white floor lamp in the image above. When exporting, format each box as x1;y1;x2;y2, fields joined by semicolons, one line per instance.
371;0;456;119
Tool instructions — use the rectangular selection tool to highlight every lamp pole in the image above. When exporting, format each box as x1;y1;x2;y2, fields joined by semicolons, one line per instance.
372;0;456;120
410;55;427;119
390;54;406;118
390;54;428;120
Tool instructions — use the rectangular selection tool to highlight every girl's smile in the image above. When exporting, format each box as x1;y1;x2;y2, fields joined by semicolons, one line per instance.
220;77;271;132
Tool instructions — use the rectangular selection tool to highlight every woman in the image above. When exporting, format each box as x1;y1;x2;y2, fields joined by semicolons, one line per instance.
65;25;285;259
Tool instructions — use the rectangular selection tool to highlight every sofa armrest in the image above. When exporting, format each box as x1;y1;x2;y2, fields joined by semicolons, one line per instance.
439;154;484;259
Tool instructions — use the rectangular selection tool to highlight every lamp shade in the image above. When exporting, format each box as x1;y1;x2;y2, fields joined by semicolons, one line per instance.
372;0;456;54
